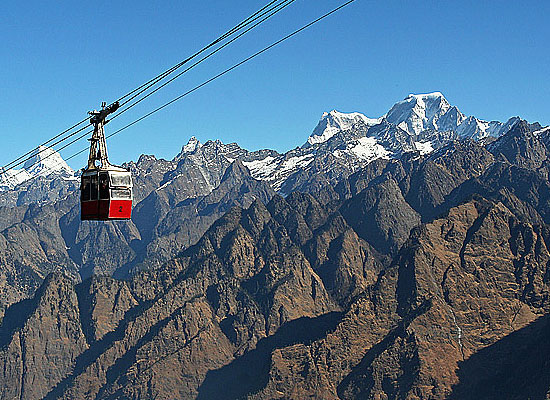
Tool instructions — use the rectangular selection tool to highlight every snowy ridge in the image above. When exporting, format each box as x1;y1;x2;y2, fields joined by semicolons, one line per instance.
242;156;277;180
0;145;75;190
23;145;75;178
182;136;202;153
533;126;550;136
307;110;382;146
386;92;521;140
304;93;524;158
414;141;435;155
455;116;519;140
0;168;31;190
195;92;532;196
244;153;315;191
386;92;455;135
2;92;541;203
333;137;390;162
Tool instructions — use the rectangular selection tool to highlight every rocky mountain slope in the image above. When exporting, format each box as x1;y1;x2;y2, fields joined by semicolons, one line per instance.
0;145;76;191
0;145;78;206
0;143;275;318
244;92;526;196
1;118;550;398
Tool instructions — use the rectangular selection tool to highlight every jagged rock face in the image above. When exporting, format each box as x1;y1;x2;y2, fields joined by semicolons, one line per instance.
3;128;550;398
3;191;550;399
0;201;80;319
404;140;495;220
129;160;275;274
0;175;80;208
0;273;88;400
0;150;275;316
0;109;543;315
340;176;421;254
253;198;550;400
76;276;138;342
0;193;353;399
488;120;549;170
0;101;550;398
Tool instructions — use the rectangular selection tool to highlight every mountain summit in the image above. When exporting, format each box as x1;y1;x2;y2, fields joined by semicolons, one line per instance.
0;92;540;204
385;92;455;134
22;145;74;178
2;116;550;399
0;145;75;191
307;110;382;146
307;92;521;147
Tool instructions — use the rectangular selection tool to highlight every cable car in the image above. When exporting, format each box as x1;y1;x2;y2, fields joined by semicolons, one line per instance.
80;167;132;220
80;101;133;221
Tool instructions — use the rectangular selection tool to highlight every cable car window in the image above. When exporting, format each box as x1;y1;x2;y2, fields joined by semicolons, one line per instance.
111;188;132;199
110;173;131;187
90;174;98;200
99;173;110;200
81;177;91;201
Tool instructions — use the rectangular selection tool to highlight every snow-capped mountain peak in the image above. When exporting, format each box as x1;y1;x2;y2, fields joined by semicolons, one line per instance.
1;92;538;204
153;93;540;200
0;145;74;191
23;145;74;178
172;136;205;164
533;126;550;136
306;110;382;146
382;92;523;141
386;92;459;135
456;116;521;140
0;167;31;190
406;91;447;102
182;136;202;153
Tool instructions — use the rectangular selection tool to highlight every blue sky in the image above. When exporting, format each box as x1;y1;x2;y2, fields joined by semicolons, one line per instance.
1;0;549;170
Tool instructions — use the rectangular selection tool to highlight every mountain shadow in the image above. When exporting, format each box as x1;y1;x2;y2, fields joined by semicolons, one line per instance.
450;314;550;400
197;311;343;400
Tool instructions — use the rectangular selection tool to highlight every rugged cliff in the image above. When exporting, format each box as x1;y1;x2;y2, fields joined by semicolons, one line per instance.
1;120;550;399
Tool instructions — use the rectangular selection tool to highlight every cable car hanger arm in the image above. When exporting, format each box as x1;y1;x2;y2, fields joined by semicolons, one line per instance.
87;101;120;170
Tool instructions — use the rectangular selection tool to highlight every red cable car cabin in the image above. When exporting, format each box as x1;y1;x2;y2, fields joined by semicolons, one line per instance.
81;167;133;220
80;100;133;221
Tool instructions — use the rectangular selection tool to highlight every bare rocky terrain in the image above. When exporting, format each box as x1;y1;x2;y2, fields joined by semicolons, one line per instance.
0;118;550;399
1;90;550;399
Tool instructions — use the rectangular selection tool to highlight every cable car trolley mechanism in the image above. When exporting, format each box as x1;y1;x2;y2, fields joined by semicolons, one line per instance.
80;101;133;221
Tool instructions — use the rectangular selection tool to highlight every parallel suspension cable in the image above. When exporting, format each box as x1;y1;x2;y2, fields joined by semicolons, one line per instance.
116;0;294;108
115;0;286;105
1;116;89;172
10;0;356;181
1;0;294;176
110;0;296;122
4;125;93;173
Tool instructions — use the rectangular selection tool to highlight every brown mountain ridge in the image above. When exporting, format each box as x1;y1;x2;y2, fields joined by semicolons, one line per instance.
1;121;550;399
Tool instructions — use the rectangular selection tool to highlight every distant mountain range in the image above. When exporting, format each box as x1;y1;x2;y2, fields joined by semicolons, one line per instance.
2;92;541;202
0;91;546;304
0;93;549;399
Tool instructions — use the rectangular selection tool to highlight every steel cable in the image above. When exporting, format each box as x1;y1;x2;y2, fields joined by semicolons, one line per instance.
1;0;294;176
7;0;356;183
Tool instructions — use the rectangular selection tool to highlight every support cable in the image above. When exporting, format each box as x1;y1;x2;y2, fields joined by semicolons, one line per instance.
1;117;89;172
115;0;288;104
110;0;296;122
1;0;294;175
116;0;295;108
8;0;357;182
